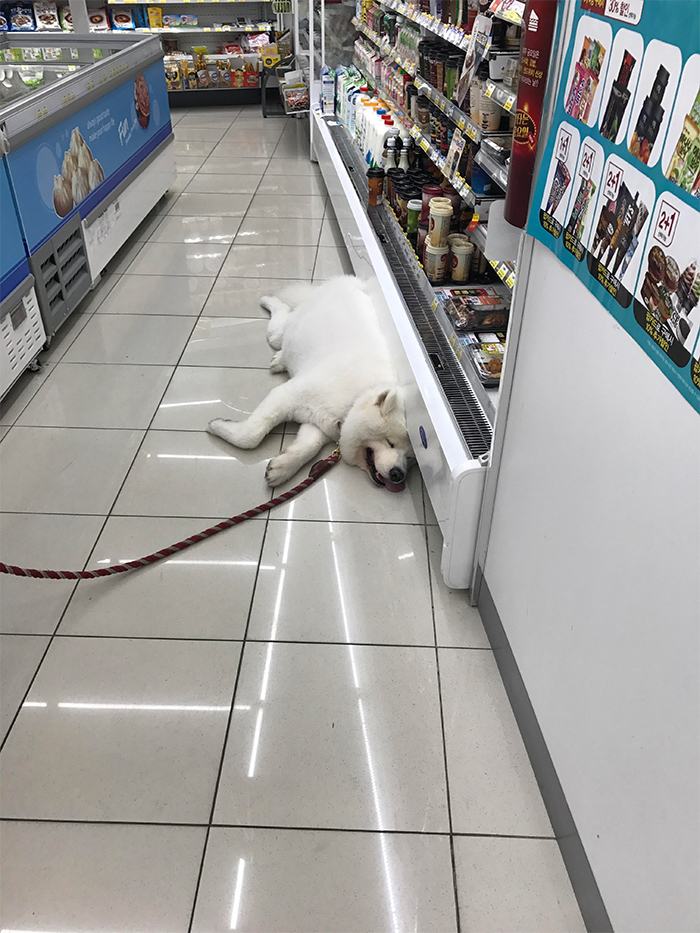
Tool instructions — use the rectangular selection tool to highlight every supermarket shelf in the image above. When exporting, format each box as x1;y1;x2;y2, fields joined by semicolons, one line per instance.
474;146;508;191
469;222;487;254
379;0;470;50
484;78;516;113
355;65;413;128
352;18;417;76
414;75;481;143
489;257;516;290
489;0;524;26
409;124;478;206
168;86;261;104
111;0;269;3
131;23;272;32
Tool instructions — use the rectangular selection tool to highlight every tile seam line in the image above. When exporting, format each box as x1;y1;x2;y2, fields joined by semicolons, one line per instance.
421;510;461;933
0;817;557;840
185;145;279;933
0;235;221;754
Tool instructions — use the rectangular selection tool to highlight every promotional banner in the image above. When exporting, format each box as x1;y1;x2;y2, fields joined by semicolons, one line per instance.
0;161;30;301
7;59;171;254
527;0;700;413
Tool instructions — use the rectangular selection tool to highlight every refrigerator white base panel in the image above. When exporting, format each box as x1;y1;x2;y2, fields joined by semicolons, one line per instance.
82;142;176;282
0;283;46;399
313;112;487;589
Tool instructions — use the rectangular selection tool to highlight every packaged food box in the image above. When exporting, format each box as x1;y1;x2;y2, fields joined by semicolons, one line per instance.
162;13;180;27
110;7;134;29
8;4;35;29
460;332;505;384
33;0;58;28
87;7;109;30
146;5;162;29
57;4;71;28
436;285;510;332
179;13;196;25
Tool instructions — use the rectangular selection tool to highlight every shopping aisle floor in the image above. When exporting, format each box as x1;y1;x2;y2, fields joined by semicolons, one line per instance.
0;107;584;932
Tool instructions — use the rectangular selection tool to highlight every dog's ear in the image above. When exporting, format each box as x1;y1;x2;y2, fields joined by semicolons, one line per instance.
376;388;397;415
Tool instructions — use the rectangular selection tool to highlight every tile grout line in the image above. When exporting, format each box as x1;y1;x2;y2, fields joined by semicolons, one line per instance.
0;631;493;650
422;484;462;933
0;221;226;754
0;815;557;840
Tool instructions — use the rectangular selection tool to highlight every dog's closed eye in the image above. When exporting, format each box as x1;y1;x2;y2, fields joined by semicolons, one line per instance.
386;440;395;448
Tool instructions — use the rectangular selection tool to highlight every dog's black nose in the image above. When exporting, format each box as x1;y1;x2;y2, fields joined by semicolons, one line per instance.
389;467;405;484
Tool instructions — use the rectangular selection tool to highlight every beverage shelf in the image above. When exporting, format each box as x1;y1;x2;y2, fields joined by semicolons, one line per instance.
483;78;516;113
128;22;272;31
414;75;481;143
379;0;470;50
474;146;508;191
353;18;417;76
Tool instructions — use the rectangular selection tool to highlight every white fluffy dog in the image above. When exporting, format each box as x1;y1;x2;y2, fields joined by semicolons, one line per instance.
207;275;412;491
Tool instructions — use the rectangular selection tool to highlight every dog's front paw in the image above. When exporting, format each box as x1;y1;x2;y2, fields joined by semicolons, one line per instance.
259;295;275;314
265;455;295;487
207;418;230;438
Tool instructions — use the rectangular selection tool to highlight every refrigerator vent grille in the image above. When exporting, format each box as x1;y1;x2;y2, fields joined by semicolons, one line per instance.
327;122;493;458
29;214;91;338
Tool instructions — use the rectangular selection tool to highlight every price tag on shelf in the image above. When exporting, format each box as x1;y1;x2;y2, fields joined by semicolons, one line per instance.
467;213;480;231
463;122;477;141
504;95;514;111
506;271;515;288
484;82;495;98
419;137;429;152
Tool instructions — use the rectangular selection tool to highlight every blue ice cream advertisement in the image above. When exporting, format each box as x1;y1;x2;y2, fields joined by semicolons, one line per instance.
6;60;171;254
0;161;30;302
527;0;700;413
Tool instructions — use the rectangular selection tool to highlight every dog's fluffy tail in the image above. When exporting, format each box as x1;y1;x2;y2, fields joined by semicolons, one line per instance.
274;282;316;311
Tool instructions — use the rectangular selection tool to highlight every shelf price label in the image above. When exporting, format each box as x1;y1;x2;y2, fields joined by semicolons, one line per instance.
653;199;680;248
484;82;495;98
504;95;514;112
505;271;515;288
418;137;429;152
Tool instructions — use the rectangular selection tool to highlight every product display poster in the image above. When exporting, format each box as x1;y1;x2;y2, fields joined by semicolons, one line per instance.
7;60;171;253
0;161;30;300
527;0;700;413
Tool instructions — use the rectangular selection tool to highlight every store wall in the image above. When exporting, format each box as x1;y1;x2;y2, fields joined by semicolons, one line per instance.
481;239;699;933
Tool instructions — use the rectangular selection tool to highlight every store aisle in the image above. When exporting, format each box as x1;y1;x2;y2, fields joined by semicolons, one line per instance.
0;106;584;932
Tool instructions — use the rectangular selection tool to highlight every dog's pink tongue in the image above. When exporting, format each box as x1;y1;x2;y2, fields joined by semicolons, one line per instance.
383;478;405;493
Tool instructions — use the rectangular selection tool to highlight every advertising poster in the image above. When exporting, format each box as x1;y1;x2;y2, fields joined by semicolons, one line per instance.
0;162;30;301
527;0;700;413
6;60;171;253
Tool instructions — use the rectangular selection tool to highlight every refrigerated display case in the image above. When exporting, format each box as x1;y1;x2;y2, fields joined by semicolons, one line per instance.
305;0;552;588
0;32;175;343
0;160;46;397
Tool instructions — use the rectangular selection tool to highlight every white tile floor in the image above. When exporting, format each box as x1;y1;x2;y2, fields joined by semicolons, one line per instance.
0;106;585;932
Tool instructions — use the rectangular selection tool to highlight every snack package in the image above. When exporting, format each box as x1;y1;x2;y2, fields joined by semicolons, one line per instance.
162;13;180;27
436;285;510;332
57;4;71;29
461;332;505;383
164;58;182;90
247;31;269;48
33;0;59;29
146;5;162;28
110;7;134;29
87;7;109;30
8;3;35;29
179;13;196;25
0;8;9;28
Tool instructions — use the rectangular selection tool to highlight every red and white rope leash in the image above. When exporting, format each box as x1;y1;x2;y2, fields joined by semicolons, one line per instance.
0;449;341;582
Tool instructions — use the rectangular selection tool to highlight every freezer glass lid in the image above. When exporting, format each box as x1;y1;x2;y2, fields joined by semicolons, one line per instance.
0;61;80;105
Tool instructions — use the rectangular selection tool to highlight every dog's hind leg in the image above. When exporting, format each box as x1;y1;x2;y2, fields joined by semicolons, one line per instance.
259;296;291;351
208;382;294;449
265;423;331;486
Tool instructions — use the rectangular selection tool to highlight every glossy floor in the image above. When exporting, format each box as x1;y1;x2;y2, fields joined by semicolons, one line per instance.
0;106;584;932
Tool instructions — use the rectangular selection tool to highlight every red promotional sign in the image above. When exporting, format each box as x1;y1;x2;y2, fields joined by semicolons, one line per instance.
504;0;560;228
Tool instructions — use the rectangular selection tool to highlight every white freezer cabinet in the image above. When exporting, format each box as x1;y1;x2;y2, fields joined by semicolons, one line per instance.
0;33;176;342
313;111;493;589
